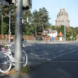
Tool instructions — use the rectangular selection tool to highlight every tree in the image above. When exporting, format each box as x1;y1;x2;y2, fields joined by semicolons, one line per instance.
32;7;50;33
39;7;50;31
0;13;9;34
22;10;33;35
11;11;15;35
60;25;64;34
0;0;15;35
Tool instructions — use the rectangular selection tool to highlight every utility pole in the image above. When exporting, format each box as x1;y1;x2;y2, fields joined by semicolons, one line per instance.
42;21;44;32
64;21;66;41
9;11;11;43
62;20;66;41
15;0;23;72
1;13;3;40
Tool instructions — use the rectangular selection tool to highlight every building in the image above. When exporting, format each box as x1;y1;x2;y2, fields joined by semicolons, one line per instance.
58;31;64;41
47;29;58;38
76;34;78;41
55;8;70;27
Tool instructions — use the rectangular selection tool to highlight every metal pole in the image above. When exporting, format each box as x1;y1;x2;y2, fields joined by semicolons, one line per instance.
42;21;44;32
65;25;66;41
64;21;66;41
27;16;29;22
9;11;11;43
1;13;3;40
15;0;23;72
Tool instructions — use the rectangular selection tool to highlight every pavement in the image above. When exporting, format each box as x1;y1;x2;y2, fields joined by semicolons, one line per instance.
24;42;78;78
26;40;78;44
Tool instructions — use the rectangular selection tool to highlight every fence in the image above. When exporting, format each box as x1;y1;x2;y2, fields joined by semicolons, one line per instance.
0;34;59;42
0;34;15;41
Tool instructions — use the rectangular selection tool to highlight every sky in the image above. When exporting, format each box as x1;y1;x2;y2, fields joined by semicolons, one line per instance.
31;0;78;27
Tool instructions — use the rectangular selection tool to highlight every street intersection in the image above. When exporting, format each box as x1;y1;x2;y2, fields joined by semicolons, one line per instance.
0;41;78;78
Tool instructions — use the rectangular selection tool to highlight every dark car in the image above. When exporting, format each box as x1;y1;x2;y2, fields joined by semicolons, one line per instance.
36;36;43;41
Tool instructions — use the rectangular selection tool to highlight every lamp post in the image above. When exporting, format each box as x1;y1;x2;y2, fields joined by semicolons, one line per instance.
41;18;45;35
42;20;44;32
63;20;66;41
9;11;11;43
9;9;14;43
61;20;66;41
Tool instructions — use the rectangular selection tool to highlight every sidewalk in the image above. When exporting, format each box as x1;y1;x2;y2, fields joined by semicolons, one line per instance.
27;40;78;44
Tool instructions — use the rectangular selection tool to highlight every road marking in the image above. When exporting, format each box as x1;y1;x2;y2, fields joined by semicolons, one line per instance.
69;48;73;50
50;61;78;63
71;50;76;52
36;53;49;57
52;49;77;60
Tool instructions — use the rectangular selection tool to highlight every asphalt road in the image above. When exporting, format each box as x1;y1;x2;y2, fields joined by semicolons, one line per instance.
24;42;78;78
0;42;78;78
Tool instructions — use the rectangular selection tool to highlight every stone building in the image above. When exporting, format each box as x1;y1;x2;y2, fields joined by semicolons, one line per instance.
55;8;70;27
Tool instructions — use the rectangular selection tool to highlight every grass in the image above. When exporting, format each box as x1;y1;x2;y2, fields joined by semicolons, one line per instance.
21;66;34;74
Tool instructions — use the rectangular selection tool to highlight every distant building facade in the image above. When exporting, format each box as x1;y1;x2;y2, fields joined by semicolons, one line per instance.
47;29;58;38
55;8;70;27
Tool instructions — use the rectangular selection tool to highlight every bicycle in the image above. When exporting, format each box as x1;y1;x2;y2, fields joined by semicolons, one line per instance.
0;44;28;73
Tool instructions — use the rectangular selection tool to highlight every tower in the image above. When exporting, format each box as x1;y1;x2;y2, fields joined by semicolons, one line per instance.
55;8;70;27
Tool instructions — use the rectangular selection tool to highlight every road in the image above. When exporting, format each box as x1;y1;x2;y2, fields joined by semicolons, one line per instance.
24;42;78;78
0;42;78;78
24;42;78;65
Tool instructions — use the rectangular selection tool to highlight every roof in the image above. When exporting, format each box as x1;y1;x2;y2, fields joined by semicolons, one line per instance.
76;34;78;38
58;31;64;37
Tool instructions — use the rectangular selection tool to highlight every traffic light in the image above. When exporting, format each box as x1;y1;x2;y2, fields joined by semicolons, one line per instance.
5;0;32;10
5;0;15;4
23;0;32;10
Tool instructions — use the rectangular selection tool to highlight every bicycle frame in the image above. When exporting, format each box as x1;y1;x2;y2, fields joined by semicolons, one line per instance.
0;44;28;73
4;51;15;66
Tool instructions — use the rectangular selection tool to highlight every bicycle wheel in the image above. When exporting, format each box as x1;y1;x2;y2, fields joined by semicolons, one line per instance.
22;50;28;67
0;53;12;73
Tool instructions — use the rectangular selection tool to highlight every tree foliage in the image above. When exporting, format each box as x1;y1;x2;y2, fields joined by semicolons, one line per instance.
0;1;78;41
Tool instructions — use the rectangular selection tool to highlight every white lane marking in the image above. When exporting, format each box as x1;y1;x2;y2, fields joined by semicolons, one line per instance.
58;50;64;52
71;50;76;52
52;49;77;60
49;61;78;63
36;53;49;57
69;48;73;49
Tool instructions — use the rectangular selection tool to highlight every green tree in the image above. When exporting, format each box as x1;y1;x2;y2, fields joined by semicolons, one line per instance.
60;25;64;34
32;7;50;33
0;1;15;35
1;13;9;34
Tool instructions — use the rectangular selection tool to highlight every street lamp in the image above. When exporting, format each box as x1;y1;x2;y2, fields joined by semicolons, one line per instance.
9;9;14;43
42;19;45;33
62;20;66;41
9;11;11;43
61;20;66;41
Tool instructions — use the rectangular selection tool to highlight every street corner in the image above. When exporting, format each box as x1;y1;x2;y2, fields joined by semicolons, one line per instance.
4;69;17;75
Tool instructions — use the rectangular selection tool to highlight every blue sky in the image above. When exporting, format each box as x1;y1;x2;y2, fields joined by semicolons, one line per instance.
31;0;78;27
